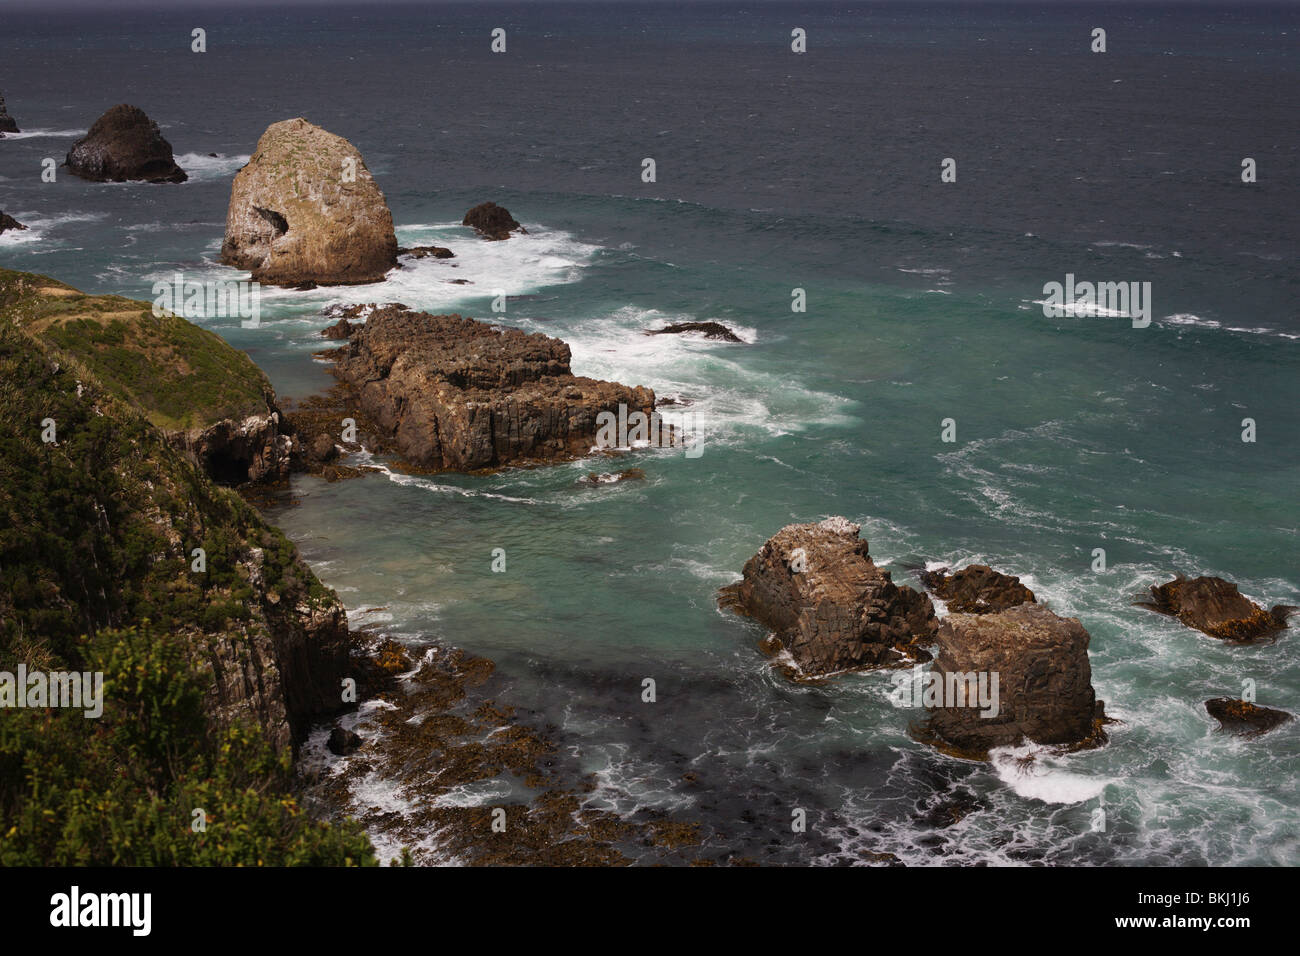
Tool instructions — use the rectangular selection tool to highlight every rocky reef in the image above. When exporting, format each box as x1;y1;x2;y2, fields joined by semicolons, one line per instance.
919;564;1036;613
0;212;26;235
923;603;1106;757
327;304;656;471
1139;575;1293;642
648;321;743;342
719;517;939;675
1204;698;1292;738
64;104;187;183
220;118;398;286
462;201;524;240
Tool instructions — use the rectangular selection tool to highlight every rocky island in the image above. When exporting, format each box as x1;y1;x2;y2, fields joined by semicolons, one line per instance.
220;118;398;287
65;104;187;183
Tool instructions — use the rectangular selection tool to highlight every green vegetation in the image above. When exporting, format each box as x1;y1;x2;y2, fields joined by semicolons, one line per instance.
0;268;272;432
0;282;375;866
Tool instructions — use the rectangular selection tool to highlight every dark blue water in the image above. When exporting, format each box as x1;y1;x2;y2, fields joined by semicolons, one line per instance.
2;2;1297;865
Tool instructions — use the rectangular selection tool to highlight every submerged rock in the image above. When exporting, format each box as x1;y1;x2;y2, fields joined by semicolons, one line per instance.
581;467;646;485
327;726;363;756
462;201;524;240
220;117;398;286
924;603;1105;757
1139;575;1292;642
0;92;18;134
1204;698;1292;738
648;322;743;343
920;564;1036;613
330;305;656;471
65;104;187;183
718;517;939;675
0;212;26;235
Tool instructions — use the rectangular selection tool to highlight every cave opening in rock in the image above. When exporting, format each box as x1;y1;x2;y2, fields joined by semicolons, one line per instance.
205;449;251;486
254;205;289;237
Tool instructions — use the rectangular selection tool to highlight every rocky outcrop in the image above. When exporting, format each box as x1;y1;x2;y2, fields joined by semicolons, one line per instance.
179;410;293;486
649;322;743;343
1139;575;1293;642
718;517;939;675
920;564;1036;614
0;92;18;134
321;317;355;340
220;118;398;286
64;104;187;183
1204;698;1292;738
462;201;524;240
327;726;363;756
330;305;657;471
0;213;26;235
399;245;454;259
924;603;1105;756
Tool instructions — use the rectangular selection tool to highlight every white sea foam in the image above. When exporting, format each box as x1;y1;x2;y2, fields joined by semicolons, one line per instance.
0;128;81;139
991;745;1109;804
174;152;249;182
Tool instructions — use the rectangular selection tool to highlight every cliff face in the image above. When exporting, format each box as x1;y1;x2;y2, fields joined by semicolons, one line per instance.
0;269;291;485
220;118;398;286
0;271;355;751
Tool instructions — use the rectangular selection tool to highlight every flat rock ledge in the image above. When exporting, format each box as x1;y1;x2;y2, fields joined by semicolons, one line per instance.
328;305;656;471
1138;575;1293;642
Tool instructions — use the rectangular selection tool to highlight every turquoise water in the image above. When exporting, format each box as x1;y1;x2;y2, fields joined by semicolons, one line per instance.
2;2;1296;865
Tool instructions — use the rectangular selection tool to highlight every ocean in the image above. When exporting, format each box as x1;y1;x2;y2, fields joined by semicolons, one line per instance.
1;0;1297;865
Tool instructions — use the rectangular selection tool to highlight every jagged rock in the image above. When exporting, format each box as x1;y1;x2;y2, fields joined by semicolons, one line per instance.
321;317;354;340
330;305;656;471
920;564;1036;613
648;322;743;343
1139;575;1293;642
182;412;293;486
308;433;339;463
0;92;18;134
64;104;187;183
399;245;454;259
718;517;939;675
220;118;397;286
924;603;1105;756
462;201;524;240
0;213;26;235
327;726;363;756
1204;698;1293;738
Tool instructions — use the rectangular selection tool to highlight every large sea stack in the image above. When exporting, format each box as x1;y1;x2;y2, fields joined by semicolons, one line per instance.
64;104;187;183
0;92;18;135
925;603;1105;756
719;517;939;675
221;118;398;286
330;305;656;471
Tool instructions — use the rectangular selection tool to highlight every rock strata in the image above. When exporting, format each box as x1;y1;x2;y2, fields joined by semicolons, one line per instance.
65;104;187;183
330;305;656;471
924;603;1105;756
719;517;939;675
